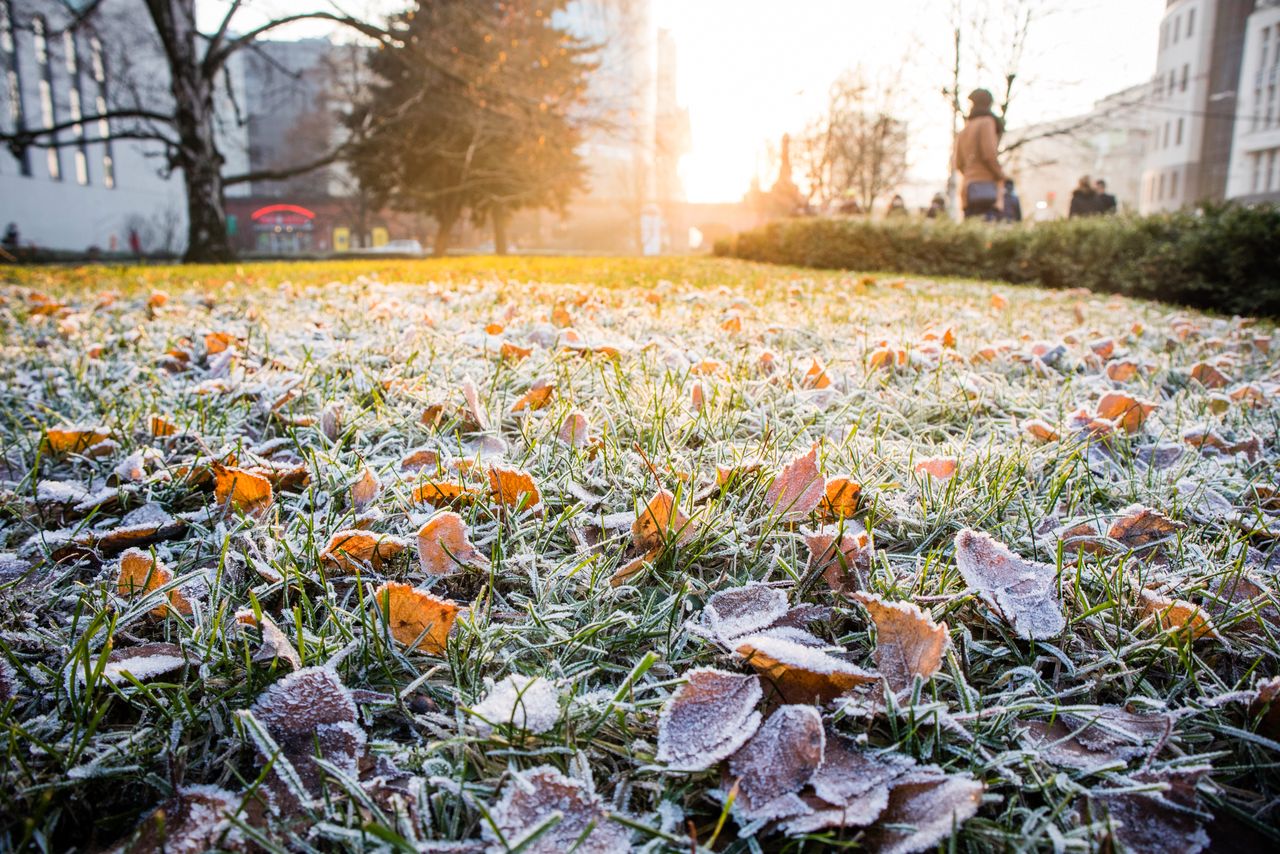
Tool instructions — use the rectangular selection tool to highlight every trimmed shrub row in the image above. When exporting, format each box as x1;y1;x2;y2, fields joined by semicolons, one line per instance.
714;205;1280;317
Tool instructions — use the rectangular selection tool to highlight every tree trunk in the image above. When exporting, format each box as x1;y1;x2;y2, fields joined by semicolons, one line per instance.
433;206;459;257
492;206;508;256
146;0;233;263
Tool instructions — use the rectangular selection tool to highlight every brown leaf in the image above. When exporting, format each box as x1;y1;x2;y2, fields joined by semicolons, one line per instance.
488;466;541;510
632;489;693;551
1139;590;1220;640
96;503;185;554
860;770;985;854
1087;768;1210;854
819;476;862;519
557;410;592;447
766;445;825;520
782;734;915;834
148;415;179;437
1096;392;1156;434
1106;359;1139;381
99;643;187;684
806;525;873;596
416;511;487;575
954;529;1065;640
119;786;245;854
1019;706;1171;769
655;668;763;771
736;634;878;704
727;704;825;821
235;609;302;671
460;375;490;431
117;549;192;617
511;380;554;413
853;593;949;693
484;765;630;854
914;456;957;480
608;545;662;587
1189;361;1230;388
372;581;459;653
319;530;407;573
1107;505;1184;553
212;465;273;518
400;447;441;473
703;583;791;643
351;465;381;510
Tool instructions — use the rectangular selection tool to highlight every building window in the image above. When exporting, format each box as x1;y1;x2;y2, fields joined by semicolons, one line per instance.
89;37;114;188
1253;152;1263;193
64;30;89;185
1158;172;1166;199
1187;8;1195;39
1268;149;1278;193
1170;171;1178;201
1173;14;1180;44
32;16;60;181
1176;117;1184;146
1180;63;1189;92
1164;121;1171;148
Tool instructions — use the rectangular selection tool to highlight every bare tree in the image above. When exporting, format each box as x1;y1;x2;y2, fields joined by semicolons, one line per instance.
796;70;910;214
0;0;395;261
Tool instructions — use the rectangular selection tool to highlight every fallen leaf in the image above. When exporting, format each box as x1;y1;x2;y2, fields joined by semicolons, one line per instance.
410;479;476;506
860;770;985;854
120;786;245;854
766;445;825;520
44;425;111;455
806;525;873;596
703;584;791;643
97;643;187;684
351;465;381;510
915;456;957;480
781;733;916;834
511;380;554;413
632;489;693;551
416;511;488;575
1107;505;1184;553
1139;589;1220;640
319;530;407;573
117;549;192;617
1023;419;1061;442
736;634;878;704
1096;392;1156;434
213;465;273;517
460;376;490;431
96;503;185;553
484;765;629;854
488;467;541;510
727;704;825;821
1087;768;1210;854
990;292;1009;310
802;357;832;389
1189;361;1230;389
557;411;592;447
608;545;662;587
204;331;237;354
656;668;763;771
819;477;861;519
400;447;441;473
954;529;1065;640
853;593;949;693
372;581;459;653
148;415;179;437
235;610;302;671
1106;360;1139;381
1018;706;1171;769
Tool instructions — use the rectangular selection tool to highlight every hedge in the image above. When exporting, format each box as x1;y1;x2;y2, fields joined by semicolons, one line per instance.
714;205;1280;317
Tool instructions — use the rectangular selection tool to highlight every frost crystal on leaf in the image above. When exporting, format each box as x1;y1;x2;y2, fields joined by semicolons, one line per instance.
954;529;1065;640
484;765;630;854
120;785;245;854
471;674;561;735
853;593;949;693
655;668;763;771
726;704;824;822
765;445;824;521
1087;768;1210;854
703;584;789;643
860;770;985;854
736;634;878;704
96;643;187;684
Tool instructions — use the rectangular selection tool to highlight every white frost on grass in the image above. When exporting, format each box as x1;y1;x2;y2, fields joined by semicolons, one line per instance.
470;674;561;735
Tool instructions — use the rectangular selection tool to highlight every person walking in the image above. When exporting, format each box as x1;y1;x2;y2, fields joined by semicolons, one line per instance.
1094;179;1117;215
886;195;909;219
954;88;1006;221
128;227;143;260
926;193;947;219
1069;176;1099;218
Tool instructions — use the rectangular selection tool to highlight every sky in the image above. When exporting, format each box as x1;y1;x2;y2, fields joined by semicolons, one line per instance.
199;0;1165;205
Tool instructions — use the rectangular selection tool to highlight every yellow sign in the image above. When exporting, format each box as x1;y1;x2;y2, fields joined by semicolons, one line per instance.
371;227;389;248
332;227;350;252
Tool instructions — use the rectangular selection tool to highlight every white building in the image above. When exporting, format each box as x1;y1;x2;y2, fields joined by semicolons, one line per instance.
0;0;199;253
1225;0;1280;203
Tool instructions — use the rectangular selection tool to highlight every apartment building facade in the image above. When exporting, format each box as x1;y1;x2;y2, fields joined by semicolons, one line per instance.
1225;0;1280;202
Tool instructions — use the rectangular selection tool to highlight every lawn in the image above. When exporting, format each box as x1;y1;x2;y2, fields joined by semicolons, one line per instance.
1;256;1277;853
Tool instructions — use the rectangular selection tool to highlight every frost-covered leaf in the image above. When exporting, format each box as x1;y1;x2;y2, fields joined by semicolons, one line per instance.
782;734;915;834
96;643;187;685
1107;505;1184;553
417;511;487;575
1139;590;1220;640
1019;706;1171;769
351;465;381;510
954;529;1064;640
702;584;789;644
806;525;873;596
484;765;630;854
1096;392;1156;434
860;770;984;854
235;610;301;671
43;425;111;456
727;704;824;822
736;634;877;704
853;593;949;692
1087;768;1210;854
119;785;247;854
819;476;861;519
558;410;592;447
914;456;957;480
488;466;541;509
765;445;824;520
632;489;693;551
470;674;560;735
655;668;762;771
319;529;407;573
212;464;273;517
116;549;192;617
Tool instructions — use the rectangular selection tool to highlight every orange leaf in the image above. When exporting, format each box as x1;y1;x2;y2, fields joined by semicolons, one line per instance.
853;593;949;692
417;511;488;575
915;456;957;480
372;581;459;653
802;357;832;390
204;331;236;354
736;635;878;704
1139;590;1219;640
632;489;693;551
351;466;381;510
488;467;541;509
117;549;191;617
1106;360;1139;381
411;480;476;506
1022;419;1060;443
557;411;592;447
319;530;406;572
212;465;273;517
819;477;862;519
511;380;554;413
44;425;111;455
500;341;532;361
149;415;179;437
1096;392;1155;434
990;292;1009;310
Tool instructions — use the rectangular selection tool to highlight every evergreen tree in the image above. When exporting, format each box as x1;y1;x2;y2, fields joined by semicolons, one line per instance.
347;1;595;256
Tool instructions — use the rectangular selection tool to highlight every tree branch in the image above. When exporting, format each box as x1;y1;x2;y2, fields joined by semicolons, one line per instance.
204;12;393;75
223;146;345;187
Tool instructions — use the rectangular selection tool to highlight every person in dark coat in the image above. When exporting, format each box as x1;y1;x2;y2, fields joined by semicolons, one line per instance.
926;193;947;219
1094;179;1117;215
1002;180;1022;223
1068;176;1099;219
886;195;909;218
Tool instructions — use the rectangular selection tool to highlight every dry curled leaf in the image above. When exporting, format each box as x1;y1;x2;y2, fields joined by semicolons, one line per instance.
484;765;629;854
351;466;380;510
1107;505;1184;553
766;445;825;520
319;530;406;573
1096;392;1156;434
806;525;873;596
117;549;192;617
488;466;541;510
235;609;302;671
212;465;273;517
656;668;763;771
416;511;487;575
96;503;185;554
727;704;825;822
459;375;490;431
736;634;878;704
954;529;1065;640
853;593;949;693
372;581;459;653
1139;590;1220;640
819;476;861;519
632;489;693;551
